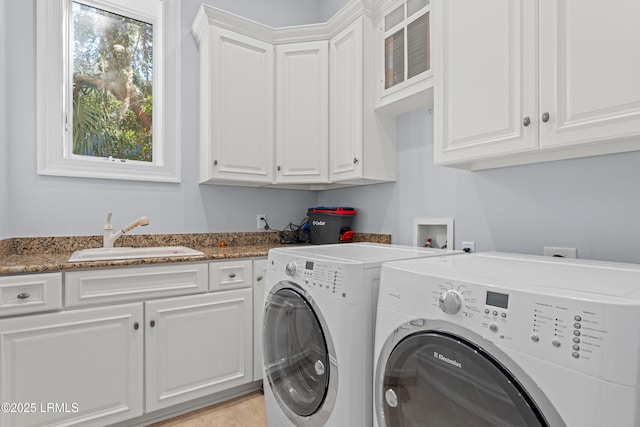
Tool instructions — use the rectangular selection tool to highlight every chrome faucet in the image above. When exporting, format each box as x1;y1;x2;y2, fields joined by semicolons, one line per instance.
103;212;150;248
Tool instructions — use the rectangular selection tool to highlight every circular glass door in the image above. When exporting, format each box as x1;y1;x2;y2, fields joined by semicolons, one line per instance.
377;322;565;427
263;283;336;425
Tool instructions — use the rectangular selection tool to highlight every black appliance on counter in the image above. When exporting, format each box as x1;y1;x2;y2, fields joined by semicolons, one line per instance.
306;207;356;244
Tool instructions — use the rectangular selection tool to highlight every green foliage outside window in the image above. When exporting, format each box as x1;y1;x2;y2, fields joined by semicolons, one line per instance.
72;2;153;162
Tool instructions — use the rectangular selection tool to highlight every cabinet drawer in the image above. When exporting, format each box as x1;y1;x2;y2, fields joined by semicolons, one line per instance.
0;273;62;317
65;263;208;307
209;260;253;291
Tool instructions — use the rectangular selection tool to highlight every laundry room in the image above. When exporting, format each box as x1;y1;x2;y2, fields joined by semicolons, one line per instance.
1;0;640;426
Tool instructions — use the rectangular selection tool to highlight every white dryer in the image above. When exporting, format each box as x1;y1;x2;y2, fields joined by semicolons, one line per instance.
262;243;461;427
374;252;640;427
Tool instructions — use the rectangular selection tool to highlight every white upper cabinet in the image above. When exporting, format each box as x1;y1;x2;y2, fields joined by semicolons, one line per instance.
434;0;640;170
197;25;274;185
434;0;538;167
329;16;397;185
330;18;365;182
193;1;397;189
276;41;329;184
375;0;433;114
539;0;640;150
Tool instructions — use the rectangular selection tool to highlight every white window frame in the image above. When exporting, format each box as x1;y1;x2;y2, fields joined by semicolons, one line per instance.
36;0;181;183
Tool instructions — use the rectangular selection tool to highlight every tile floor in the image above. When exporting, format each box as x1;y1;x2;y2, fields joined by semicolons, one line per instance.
149;391;267;427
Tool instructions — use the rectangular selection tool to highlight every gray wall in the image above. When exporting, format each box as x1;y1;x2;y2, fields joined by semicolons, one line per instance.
4;0;319;237
319;107;640;264
5;0;640;264
191;0;323;27
0;0;8;239
318;0;351;22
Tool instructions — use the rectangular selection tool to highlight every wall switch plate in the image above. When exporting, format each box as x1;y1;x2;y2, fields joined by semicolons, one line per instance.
257;214;266;230
543;246;577;258
461;241;476;253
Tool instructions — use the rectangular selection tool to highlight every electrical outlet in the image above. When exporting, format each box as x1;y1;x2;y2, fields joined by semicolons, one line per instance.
543;247;577;258
461;241;476;253
257;214;266;230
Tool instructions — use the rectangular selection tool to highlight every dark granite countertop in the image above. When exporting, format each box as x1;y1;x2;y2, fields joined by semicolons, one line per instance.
0;232;391;275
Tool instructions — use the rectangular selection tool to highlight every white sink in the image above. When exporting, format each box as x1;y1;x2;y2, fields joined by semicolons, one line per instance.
69;246;204;262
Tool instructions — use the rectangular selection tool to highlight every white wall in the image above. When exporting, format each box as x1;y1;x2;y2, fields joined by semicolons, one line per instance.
4;0;319;237
319;107;640;264
0;0;8;239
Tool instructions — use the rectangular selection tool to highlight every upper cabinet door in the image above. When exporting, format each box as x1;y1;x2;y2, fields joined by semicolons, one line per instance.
434;0;538;165
330;17;365;182
276;41;329;184
539;0;640;149
206;28;274;184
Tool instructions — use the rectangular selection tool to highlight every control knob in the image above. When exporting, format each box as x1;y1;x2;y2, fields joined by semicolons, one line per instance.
285;262;297;276
438;290;463;314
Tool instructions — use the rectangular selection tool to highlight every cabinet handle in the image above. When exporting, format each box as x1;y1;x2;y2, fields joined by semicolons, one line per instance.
213;160;218;166
150;320;156;328
353;157;359;164
522;116;531;127
134;322;139;330
16;293;30;300
542;112;550;123
228;273;236;279
257;275;263;282
277;165;281;171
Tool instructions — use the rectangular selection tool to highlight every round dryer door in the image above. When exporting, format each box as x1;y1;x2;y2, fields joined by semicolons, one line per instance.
263;284;337;425
378;329;558;427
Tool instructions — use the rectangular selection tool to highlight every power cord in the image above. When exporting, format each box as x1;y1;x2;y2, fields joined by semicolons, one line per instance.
261;216;309;244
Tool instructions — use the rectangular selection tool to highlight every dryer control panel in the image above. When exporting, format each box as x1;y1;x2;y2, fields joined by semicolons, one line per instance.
419;277;640;386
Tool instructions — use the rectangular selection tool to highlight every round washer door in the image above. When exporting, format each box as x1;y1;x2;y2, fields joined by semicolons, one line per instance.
376;320;566;427
263;283;337;426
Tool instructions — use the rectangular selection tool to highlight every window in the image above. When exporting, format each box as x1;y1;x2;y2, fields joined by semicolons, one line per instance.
37;0;181;182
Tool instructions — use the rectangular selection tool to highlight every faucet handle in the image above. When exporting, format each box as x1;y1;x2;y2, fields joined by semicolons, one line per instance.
104;212;113;230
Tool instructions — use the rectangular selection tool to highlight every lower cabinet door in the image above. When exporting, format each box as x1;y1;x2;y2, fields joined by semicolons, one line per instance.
145;289;253;412
0;303;144;427
252;258;268;381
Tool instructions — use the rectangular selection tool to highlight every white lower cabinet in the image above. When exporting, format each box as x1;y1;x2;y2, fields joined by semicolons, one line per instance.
0;303;144;427
0;260;260;426
252;258;268;381
145;289;253;412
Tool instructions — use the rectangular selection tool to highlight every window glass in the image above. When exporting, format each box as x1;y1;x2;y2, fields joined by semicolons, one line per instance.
407;12;430;79
36;0;180;183
72;2;154;162
385;29;405;89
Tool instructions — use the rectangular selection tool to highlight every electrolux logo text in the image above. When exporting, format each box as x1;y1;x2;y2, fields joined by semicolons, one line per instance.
433;351;462;368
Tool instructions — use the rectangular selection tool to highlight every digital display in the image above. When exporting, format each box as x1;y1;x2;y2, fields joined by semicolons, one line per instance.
486;291;509;309
305;261;314;270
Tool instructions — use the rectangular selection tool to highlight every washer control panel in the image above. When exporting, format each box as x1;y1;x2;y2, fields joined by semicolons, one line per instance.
274;255;359;303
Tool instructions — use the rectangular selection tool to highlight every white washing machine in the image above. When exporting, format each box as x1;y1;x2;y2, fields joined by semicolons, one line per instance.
374;252;640;427
262;243;461;427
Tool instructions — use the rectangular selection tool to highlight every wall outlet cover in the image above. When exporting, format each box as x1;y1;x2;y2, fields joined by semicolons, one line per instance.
257;214;266;230
461;241;476;253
